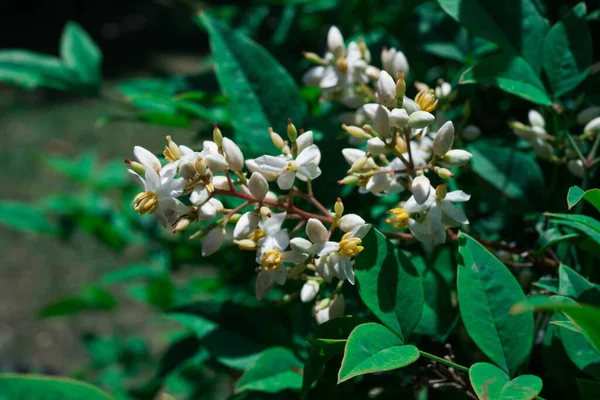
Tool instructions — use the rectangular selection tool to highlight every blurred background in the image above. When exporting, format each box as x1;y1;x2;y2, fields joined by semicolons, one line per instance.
1;0;599;397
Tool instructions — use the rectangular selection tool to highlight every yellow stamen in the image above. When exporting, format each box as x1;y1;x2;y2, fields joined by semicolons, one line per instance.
234;239;257;251
414;89;438;112
262;249;283;271
435;184;448;201
163;135;181;162
133;191;159;215
283;161;298;172
339;232;364;257
385;207;409;230
336;57;349;74
248;228;266;243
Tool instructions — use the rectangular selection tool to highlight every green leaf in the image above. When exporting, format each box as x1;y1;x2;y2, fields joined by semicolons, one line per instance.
578;379;600;400
468;142;545;210
460;54;551;105
458;232;534;376
567;186;600;213
235;347;302;393
558;264;600;305
338;323;419;383
536;228;581;254
38;286;117;318
546;213;600;247
550;320;581;333
469;363;543;400
0;201;59;235
0;50;72;90
512;295;600;353
437;0;548;73
354;228;424;341
542;3;592;97
423;42;466;63
197;13;307;155
0;374;112;400
59;21;102;93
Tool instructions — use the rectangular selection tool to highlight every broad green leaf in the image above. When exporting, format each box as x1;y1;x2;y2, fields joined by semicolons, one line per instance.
0;201;59;235
354;229;424;341
542;3;592;97
546;213;600;247
0;374;112;400
0;50;72;90
468;142;545;210
59;21;102;93
235;347;302;393
512;295;600;353
578;379;600;399
460;54;552;105
458;232;534;376
550;320;581;333
437;0;548;73
559;264;600;305
338;323;419;383
536;228;580;254
197;13;306;155
567;186;600;213
469;362;543;400
39;286;116;318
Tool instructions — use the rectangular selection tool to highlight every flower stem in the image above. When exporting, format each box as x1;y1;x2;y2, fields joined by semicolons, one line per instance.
419;351;469;373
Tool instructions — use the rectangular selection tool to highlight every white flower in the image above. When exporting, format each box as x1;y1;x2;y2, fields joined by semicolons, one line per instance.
301;281;320;303
132;146;161;173
255;144;322;190
255;212;308;300
246;159;279;182
315;295;345;325
342;148;377;171
405;185;470;245
305;218;371;284
327;26;345;58
202;226;225;257
381;47;409;77
365;172;391;193
131;165;187;227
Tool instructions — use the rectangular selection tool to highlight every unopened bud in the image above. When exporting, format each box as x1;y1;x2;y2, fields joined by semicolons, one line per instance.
339;175;360;185
301;281;320;303
303;51;326;65
260;206;271;218
334;198;344;217
411;175;431;205
248;172;269;201
287;119;298;143
268;127;285;150
577;107;600;125
439;149;473;168
212;124;223;147
389;108;409;129
367;137;386;155
408;111;435;129
584;117;600;135
172;218;191;233
396;76;406;100
349;156;369;172
195;157;207;176
377;70;397;108
126;160;146;176
222;137;244;171
374;105;391;139
435;184;448;200
164;136;181;162
342;124;372;140
234;239;258;251
432;121;455;156
435;167;454;179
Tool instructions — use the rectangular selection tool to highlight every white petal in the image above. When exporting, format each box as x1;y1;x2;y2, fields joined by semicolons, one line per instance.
277;171;296;190
374;104;391;139
328;295;345;320
366;173;391;193
306;218;329;243
212;176;230;190
262;212;287;236
367;137;386;155
300;281;320;303
134;146;161;171
411;175;431;205
361;103;378;120
311;241;340;257
290;237;312;253
248;172;269;200
256;271;275;301
202;141;219;154
198;201;217;220
222;137;244;171
408;219;431;244
233;211;259;239
425;204;443;236
338;214;365;233
271;230;290;251
329;252;344;280
246;159;279;182
376;70;397;108
316;256;333;282
204;153;229;174
441;201;469;226
327;26;345;58
528;109;545;128
303;66;325;86
296;144;321;166
350;223;371;240
296;131;314;153
319;67;339;89
389;108;409;129
341;256;355;285
202;227;225;257
444;190;471;202
190;186;209;205
144;167;160;192
392;51;409;75
342;148;366;166
297;163;321;181
282;250;308;264
432;121;455;156
255;155;287;173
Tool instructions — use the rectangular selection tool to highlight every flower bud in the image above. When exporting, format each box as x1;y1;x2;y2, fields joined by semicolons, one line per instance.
432;121;455;156
531;138;553;159
222;137;244;171
434;82;452;100
233;211;260;239
567;159;585;178
126;160;146;176
577;107;600;125
366;173;391;193
202;226;225;257
439;149;473;168
287;119;298;143
198;200;218;220
163;136;181;162
349;156;369;172
212;124;223;147
268;127;285;150
303;51;326;65
338;214;365;232
290;237;312;253
408;111;435;129
462;124;481;141
327;26;345;58
212;176;230;190
339;175;359;185
334;198;344;217
172;218;190;233
393;51;409;75
435;184;448;201
510;121;535;141
389;108;409;129
435;167;454;179
365;65;380;81
376;70;397;108
342;124;372;140
315;295;345;324
248;172;269;201
301;280;320;303
528;110;545;128
204;153;229;174
584;116;600;135
234;239;257;250
374;105;391;139
297;130;314;152
402;97;420;115
306;218;329;243
260;206;271;218
396;76;406;100
411;175;431;205
367;137;386;155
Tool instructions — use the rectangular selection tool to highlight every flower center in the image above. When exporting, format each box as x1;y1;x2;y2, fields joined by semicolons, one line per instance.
435;184;448;201
414;89;438;112
336;57;348;73
248;228;266;243
133;191;159;215
385;207;409;229
284;161;298;172
261;249;283;271
339;232;364;257
163;135;181;162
